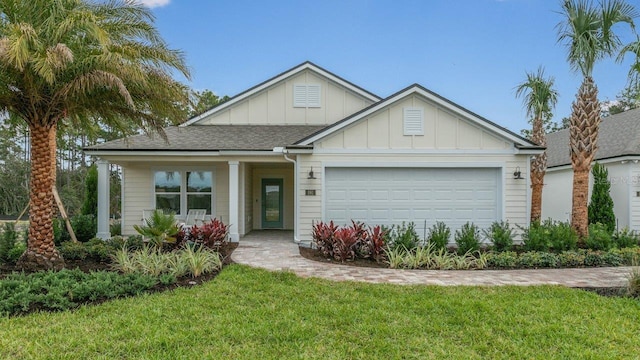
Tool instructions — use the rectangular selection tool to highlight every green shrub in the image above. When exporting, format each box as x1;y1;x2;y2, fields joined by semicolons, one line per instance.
486;251;518;269
133;210;178;248
53;218;70;245
517;252;560;268
85;238;111;262
0;269;158;316
81;164;98;217
0;222;19;263
110;221;122;236
618;247;640;265
537;252;560;268
548;221;578;252
110;245;222;278
558;250;586;267
427;222;451;251
387;222;420;252
6;242;25;264
71;214;97;242
521;221;550;252
613;228;638;249
602;250;623;267
584;250;604;267
588;162;616;233
59;241;88;260
482;221;514;252
586;223;613;251
455;222;480;255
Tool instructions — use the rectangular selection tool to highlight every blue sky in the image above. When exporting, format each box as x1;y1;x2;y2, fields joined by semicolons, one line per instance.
136;0;638;134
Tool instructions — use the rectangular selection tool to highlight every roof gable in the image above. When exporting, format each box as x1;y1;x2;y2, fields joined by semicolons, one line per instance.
295;84;539;149
182;61;381;127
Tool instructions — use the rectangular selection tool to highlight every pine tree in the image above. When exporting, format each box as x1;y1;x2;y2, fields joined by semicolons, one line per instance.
588;163;615;232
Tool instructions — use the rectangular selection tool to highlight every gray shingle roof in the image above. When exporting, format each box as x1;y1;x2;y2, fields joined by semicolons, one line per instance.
546;107;640;167
84;125;327;152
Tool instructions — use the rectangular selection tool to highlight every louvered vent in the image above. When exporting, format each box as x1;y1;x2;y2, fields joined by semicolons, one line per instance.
293;84;321;108
403;107;424;135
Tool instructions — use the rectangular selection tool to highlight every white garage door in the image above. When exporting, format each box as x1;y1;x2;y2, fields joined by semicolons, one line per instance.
325;167;500;235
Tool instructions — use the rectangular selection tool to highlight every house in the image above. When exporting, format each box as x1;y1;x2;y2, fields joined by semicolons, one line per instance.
84;61;542;244
543;108;640;231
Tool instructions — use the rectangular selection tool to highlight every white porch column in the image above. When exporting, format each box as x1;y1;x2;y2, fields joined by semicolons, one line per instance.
96;159;111;240
228;161;240;242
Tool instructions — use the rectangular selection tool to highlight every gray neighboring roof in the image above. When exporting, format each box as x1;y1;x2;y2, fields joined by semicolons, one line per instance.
84;125;327;152
546;107;640;168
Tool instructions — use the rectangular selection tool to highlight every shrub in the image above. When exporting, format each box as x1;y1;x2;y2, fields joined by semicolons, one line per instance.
386;222;420;252
588;162;615;233
361;225;387;261
6;242;26;264
427;222;451;251
385;246;405;269
59;241;88;260
618;247;640;265
85;238;111;262
586;223;613;251
486;251;518;269
186;218;229;250
558;251;586;267
602;250;623;267
133;210;179;248
71;214;98;242
482;221;514;252
455;222;480;255
333;227;359;262
0;269;158;316
613;228;638;249
584;250;605;267
521;221;550;252
312;221;338;258
110;245;222;278
53;217;70;245
81;164;98;217
110;221;122;236
0;222;19;263
628;264;640;297
179;245;222;278
547;221;578;252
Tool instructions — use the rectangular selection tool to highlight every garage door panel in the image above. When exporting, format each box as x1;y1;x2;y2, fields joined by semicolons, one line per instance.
325;168;499;236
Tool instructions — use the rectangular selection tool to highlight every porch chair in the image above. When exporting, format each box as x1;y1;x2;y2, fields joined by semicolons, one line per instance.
183;209;207;227
141;209;162;225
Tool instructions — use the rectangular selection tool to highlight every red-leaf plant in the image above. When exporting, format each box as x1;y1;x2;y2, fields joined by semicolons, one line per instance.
188;218;229;250
365;225;387;261
333;227;360;262
312;221;338;258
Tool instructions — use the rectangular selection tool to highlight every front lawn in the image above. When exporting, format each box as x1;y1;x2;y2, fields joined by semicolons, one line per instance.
0;265;639;359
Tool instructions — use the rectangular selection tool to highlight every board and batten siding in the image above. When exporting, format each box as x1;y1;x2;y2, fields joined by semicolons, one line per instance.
197;69;374;126
296;154;530;244
316;95;511;151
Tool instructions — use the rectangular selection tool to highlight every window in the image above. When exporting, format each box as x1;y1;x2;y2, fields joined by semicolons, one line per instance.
403;107;424;135
154;170;213;215
293;84;321;108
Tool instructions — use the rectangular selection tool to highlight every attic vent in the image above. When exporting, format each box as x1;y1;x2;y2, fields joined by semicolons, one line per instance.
403;107;424;135
293;84;321;108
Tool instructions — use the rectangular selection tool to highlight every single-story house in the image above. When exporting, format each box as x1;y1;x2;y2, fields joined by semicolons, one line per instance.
85;61;542;244
543;107;640;231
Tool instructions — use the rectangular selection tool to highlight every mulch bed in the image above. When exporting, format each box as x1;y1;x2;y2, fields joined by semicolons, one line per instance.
299;246;634;299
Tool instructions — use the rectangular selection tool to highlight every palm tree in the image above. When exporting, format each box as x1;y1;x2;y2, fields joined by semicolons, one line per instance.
0;0;191;270
557;0;636;239
516;67;558;222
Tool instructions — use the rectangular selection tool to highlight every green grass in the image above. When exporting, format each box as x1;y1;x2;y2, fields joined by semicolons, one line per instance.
1;265;639;359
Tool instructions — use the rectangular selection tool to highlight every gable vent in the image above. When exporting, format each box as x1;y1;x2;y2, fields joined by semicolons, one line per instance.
403;107;424;135
293;84;321;108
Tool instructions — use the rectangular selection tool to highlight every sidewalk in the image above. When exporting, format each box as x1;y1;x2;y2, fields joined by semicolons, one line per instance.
231;233;633;287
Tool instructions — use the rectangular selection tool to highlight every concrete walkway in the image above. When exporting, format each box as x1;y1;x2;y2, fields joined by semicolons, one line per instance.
231;231;633;287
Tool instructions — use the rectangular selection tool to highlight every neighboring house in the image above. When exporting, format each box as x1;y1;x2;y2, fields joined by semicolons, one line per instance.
84;61;542;244
543;108;640;231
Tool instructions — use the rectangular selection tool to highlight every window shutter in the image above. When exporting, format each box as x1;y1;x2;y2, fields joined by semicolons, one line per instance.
293;84;307;107
403;107;424;135
306;84;321;107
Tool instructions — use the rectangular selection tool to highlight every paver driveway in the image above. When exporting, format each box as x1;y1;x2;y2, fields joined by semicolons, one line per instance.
231;230;633;287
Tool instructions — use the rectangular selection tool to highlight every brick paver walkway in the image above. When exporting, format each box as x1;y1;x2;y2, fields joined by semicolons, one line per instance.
231;230;633;287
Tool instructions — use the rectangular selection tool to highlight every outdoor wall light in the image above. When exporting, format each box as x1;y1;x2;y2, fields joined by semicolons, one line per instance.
308;167;316;179
513;167;524;179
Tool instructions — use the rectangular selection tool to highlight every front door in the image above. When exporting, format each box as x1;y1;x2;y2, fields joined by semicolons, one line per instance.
262;178;283;228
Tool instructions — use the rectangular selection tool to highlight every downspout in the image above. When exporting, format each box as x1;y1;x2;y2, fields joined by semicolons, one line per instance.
282;150;300;243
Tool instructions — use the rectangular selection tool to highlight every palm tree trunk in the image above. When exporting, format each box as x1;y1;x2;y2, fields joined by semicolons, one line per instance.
530;115;547;222
570;76;600;240
16;122;65;271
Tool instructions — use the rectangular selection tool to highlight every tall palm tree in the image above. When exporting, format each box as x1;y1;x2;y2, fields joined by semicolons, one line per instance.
557;0;636;239
0;0;191;270
516;67;558;222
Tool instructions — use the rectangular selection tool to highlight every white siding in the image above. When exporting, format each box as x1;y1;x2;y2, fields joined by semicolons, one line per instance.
198;69;374;126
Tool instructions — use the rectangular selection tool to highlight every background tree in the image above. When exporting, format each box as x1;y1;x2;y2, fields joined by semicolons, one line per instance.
588;162;616;232
0;0;191;270
81;164;98;217
557;0;636;239
516;67;558;222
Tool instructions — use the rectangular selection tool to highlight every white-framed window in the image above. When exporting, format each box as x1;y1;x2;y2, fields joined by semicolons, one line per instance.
293;84;321;108
403;107;424;136
154;170;213;215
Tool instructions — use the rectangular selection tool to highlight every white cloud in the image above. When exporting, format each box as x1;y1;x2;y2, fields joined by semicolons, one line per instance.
134;0;170;8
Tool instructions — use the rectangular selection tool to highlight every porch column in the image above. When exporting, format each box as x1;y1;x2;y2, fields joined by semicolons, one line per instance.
96;159;111;240
228;161;240;242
